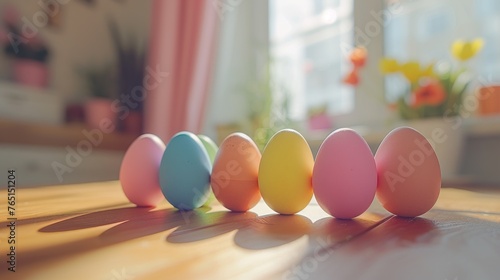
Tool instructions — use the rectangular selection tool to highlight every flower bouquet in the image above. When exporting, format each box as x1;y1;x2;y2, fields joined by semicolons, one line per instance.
379;39;484;120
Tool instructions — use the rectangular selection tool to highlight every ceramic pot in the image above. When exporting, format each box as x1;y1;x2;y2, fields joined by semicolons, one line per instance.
308;113;332;130
123;111;143;135
84;98;117;131
477;85;500;116
405;117;465;181
12;59;49;88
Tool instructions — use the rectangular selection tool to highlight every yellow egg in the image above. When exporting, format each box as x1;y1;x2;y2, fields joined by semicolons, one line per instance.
258;129;314;214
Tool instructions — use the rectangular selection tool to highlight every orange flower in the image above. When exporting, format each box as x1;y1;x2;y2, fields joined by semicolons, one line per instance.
349;47;367;68
342;69;359;86
411;81;446;107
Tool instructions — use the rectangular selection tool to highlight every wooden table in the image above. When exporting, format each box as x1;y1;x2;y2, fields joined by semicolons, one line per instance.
1;182;499;280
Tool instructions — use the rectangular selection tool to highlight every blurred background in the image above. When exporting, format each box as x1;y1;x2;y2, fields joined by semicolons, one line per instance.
0;0;499;187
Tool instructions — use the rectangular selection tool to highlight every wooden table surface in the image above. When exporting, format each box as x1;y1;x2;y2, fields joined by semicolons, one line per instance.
0;181;499;280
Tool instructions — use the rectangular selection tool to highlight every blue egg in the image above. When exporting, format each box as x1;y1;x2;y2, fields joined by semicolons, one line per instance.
159;132;211;210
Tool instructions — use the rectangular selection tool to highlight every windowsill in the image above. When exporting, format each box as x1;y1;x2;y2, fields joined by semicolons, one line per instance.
0;118;138;151
463;115;500;137
305;115;500;151
305;115;500;186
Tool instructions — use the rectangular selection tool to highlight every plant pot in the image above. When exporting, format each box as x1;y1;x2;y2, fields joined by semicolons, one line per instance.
123;111;143;135
12;59;49;88
404;117;464;182
477;85;500;116
308;113;332;130
84;98;117;131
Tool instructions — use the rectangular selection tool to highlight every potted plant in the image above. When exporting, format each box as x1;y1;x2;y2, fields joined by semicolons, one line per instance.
77;63;117;130
378;38;484;179
0;5;50;88
108;19;147;135
241;59;293;151
307;104;332;131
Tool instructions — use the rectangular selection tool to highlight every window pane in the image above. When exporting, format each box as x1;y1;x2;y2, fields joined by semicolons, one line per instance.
384;0;500;102
270;0;354;120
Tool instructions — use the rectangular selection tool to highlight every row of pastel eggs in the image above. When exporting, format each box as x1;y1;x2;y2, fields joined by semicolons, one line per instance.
120;127;441;219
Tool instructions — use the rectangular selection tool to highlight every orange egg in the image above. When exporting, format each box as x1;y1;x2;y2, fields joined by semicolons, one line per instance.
375;127;441;217
211;133;262;212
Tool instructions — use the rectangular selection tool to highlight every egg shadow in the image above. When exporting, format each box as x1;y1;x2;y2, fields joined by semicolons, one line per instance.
319;216;440;255
31;206;204;265
384;216;439;243
278;216;440;279
307;217;382;251
357;216;439;248
233;214;312;250
166;211;258;243
39;206;153;232
276;217;381;271
99;207;212;242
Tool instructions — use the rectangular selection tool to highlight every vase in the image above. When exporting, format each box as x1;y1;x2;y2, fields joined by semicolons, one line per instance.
12;59;49;88
84;98;117;131
404;117;464;182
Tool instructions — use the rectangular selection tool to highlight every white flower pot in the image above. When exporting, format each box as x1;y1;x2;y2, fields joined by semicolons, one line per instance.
404;117;464;182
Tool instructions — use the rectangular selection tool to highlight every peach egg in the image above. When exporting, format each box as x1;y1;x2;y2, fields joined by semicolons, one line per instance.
375;127;441;217
211;133;261;212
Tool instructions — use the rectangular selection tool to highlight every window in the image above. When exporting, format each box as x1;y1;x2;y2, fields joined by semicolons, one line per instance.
269;0;354;121
384;0;500;102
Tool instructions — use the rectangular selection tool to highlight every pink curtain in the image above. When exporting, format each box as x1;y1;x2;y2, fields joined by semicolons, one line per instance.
144;0;219;142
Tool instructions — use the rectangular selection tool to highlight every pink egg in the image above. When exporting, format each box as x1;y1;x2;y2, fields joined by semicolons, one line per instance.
313;128;377;219
120;134;166;207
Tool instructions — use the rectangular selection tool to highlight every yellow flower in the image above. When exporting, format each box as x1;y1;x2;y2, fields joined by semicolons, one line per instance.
400;61;422;83
421;63;435;77
399;61;434;83
379;58;400;73
451;38;484;61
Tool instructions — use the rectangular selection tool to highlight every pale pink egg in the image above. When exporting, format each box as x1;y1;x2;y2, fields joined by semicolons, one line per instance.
120;134;166;207
313;128;377;219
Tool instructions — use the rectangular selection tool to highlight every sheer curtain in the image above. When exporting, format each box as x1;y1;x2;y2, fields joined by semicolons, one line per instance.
144;0;219;141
